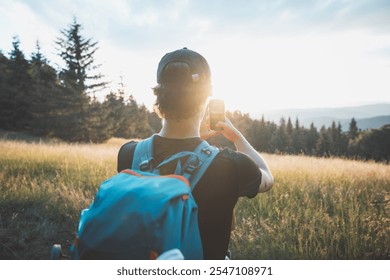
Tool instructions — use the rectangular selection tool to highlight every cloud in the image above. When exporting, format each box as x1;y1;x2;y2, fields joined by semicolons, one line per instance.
2;0;390;110
8;0;390;53
187;0;390;36
0;1;58;58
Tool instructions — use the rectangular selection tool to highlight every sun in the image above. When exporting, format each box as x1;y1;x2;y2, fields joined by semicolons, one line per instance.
202;31;390;116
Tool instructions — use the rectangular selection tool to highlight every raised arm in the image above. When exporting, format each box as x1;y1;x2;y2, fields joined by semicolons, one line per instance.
202;118;274;193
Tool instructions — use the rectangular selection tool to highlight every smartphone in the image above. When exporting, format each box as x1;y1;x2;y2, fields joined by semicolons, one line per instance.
209;99;225;131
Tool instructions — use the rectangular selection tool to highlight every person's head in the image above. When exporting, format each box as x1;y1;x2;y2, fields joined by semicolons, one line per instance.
153;48;212;121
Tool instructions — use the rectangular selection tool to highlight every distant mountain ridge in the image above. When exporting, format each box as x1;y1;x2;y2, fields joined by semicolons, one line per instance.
306;115;390;131
253;103;390;131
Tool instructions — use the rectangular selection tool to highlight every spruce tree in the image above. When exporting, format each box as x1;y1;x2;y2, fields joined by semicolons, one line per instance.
136;104;153;138
0;51;10;129
86;96;113;142
103;91;127;138
292;118;304;154
3;37;33;130
306;123;319;155
270;117;288;153
348;118;359;140
115;95;143;139
148;111;162;134
333;122;347;156
29;41;59;136
316;125;332;156
55;18;107;142
286;117;294;153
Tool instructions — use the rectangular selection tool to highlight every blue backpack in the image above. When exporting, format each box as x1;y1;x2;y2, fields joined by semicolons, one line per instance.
71;135;219;259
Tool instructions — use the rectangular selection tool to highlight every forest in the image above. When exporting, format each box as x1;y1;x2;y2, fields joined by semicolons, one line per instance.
1;19;389;162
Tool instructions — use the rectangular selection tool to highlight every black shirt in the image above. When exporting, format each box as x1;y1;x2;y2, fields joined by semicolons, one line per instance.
117;135;262;259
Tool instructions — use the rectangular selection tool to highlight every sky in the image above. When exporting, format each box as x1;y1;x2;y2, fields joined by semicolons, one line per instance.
1;0;390;114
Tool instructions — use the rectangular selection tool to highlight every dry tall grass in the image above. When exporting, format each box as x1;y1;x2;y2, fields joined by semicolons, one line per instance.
0;139;389;259
231;154;390;259
0;138;123;259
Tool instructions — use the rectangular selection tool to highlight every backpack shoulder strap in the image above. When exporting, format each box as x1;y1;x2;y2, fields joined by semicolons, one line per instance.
188;141;219;190
132;136;219;189
117;141;137;172
131;134;156;171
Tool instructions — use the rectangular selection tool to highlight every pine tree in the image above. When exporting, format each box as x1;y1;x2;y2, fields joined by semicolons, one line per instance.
86;97;113;142
333;122;347;156
247;119;262;151
115;95;139;139
29;41;59;136
148;111;162;134
292;118;304;154
55;18;107;142
329;121;338;155
136;104;153;138
0;51;10;129
348;118;359;140
316;125;332;156
306;122;319;155
285;117;294;153
270;117;288;153
103;91;127;138
3;37;33;130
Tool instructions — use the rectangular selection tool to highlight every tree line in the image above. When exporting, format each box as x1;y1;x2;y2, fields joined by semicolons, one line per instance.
0;19;389;162
222;111;390;162
0;19;161;143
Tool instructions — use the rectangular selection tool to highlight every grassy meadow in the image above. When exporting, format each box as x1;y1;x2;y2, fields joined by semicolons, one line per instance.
0;136;389;259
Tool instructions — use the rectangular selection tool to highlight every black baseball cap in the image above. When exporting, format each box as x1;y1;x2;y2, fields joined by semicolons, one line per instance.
157;47;211;85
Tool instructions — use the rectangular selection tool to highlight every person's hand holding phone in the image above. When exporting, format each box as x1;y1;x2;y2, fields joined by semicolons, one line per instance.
214;118;242;143
208;99;225;131
201;99;242;143
200;99;224;140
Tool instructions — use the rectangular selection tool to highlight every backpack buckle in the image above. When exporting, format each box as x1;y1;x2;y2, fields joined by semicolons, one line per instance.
201;148;212;156
140;159;155;171
185;164;198;174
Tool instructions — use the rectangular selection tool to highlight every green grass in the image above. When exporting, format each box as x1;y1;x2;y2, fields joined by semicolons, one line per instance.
0;138;389;259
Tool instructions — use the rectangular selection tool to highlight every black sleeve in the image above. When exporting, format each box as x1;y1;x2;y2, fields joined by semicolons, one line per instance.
117;141;137;172
233;151;262;198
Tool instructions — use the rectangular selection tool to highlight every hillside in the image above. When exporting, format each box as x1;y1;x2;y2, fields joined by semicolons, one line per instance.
297;115;390;131
255;103;390;130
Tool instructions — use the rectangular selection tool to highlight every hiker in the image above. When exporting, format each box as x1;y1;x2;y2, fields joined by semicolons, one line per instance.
117;47;274;259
